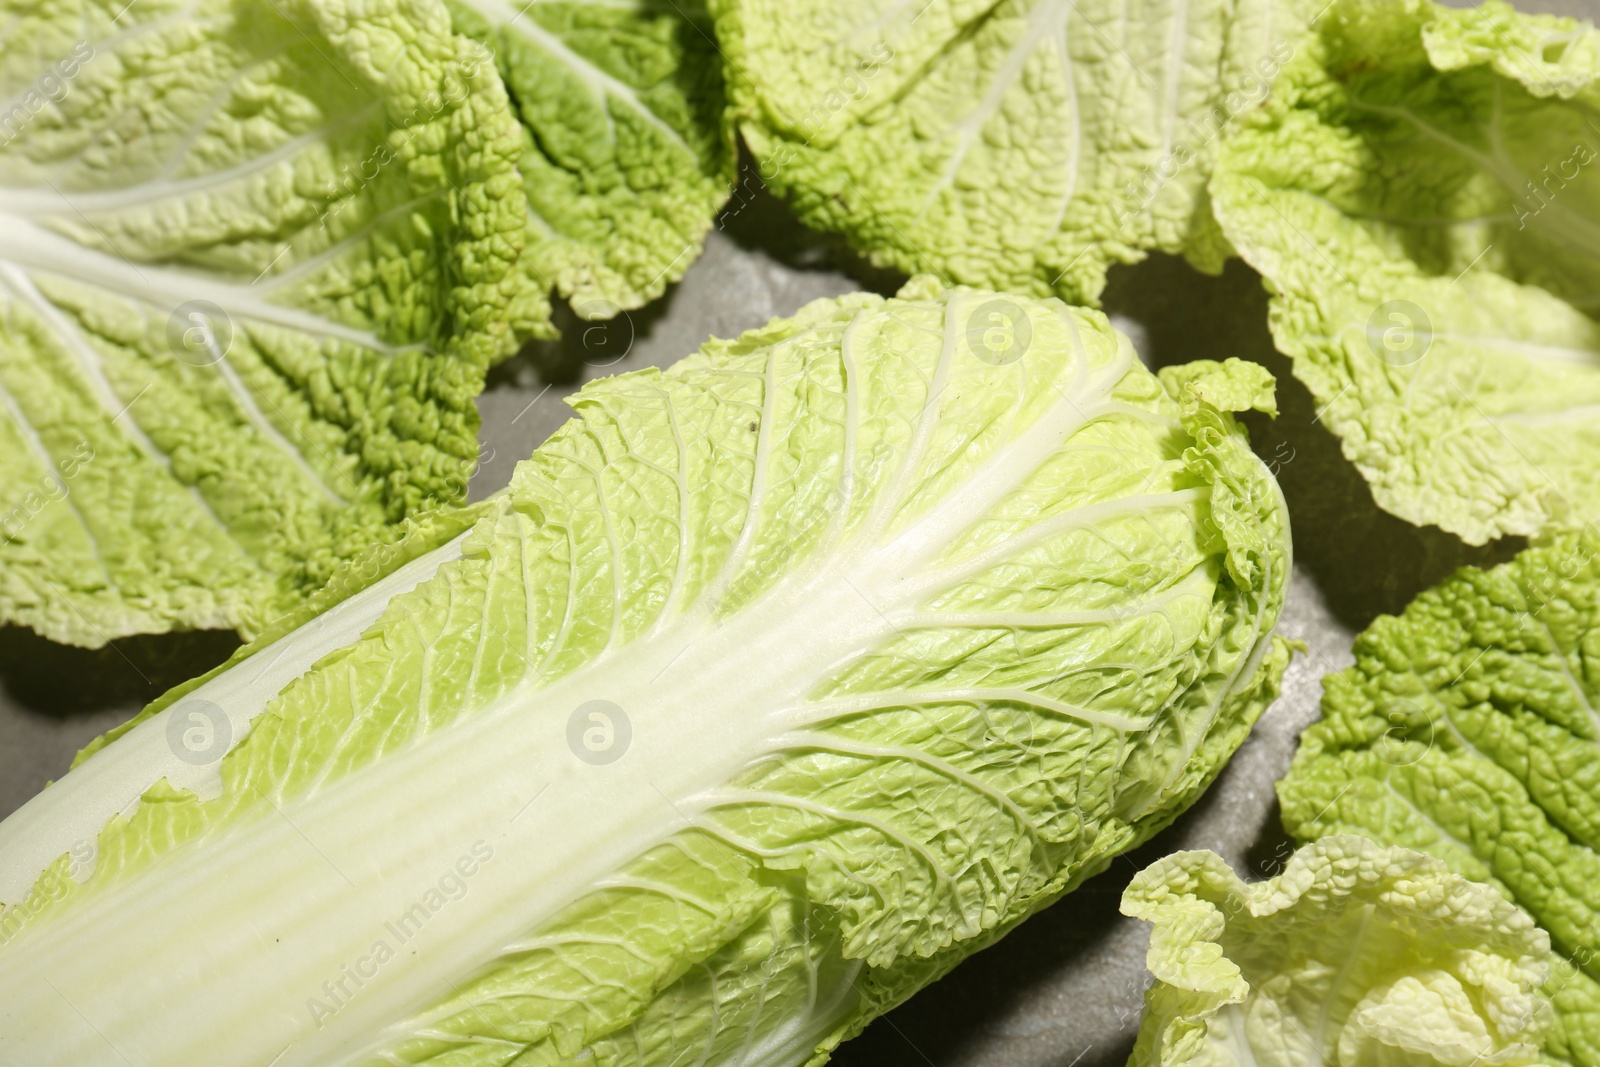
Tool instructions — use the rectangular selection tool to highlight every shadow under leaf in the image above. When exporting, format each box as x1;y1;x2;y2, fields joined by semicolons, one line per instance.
716;146;907;294
0;625;238;717
495;287;682;391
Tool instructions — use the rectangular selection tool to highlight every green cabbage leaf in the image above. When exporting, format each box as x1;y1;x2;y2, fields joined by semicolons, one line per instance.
447;0;735;317
0;0;543;645
1278;532;1600;1067
1210;0;1600;543
0;279;1291;1067
709;0;1312;305
1124;836;1552;1067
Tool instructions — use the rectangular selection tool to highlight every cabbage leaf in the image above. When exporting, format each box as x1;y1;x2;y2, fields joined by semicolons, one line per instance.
709;0;1311;304
0;0;545;645
1278;532;1600;1067
1124;836;1552;1067
1210;0;1600;543
0;279;1291;1067
447;0;735;316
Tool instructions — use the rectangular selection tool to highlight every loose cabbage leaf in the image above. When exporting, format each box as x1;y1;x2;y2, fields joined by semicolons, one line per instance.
1210;0;1600;544
447;0;735;316
1278;532;1600;1067
0;0;543;645
1123;836;1552;1067
0;279;1291;1067
709;0;1311;305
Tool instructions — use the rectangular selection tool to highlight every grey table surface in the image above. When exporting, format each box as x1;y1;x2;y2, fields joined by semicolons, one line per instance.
1;6;1595;1060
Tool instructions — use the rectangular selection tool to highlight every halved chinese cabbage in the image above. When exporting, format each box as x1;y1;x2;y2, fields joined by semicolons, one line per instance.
0;279;1292;1067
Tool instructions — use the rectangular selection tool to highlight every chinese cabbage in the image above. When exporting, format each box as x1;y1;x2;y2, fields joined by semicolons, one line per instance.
0;280;1292;1067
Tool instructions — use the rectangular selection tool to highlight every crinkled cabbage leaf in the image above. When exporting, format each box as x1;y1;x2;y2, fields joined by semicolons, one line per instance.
1124;835;1552;1067
447;0;735;316
0;279;1291;1067
0;0;542;644
710;0;1312;305
1278;532;1600;1067
1210;0;1600;543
